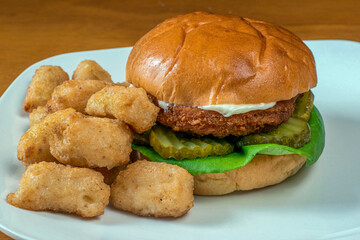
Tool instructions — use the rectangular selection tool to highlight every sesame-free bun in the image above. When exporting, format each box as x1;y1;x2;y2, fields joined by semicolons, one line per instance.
130;150;305;196
194;154;305;195
126;12;317;106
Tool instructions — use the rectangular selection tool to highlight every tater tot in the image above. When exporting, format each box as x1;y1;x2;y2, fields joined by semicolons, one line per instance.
110;160;194;218
23;66;69;112
72;60;113;83
7;162;110;218
49;113;133;169
46;79;111;114
85;86;160;133
29;106;49;127
17;108;77;167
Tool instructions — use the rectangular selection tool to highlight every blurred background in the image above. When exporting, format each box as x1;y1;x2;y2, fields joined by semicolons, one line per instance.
0;0;359;98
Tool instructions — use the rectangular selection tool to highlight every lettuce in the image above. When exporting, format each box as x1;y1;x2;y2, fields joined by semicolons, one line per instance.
132;106;325;175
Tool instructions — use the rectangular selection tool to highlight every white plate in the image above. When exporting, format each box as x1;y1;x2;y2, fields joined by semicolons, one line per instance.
1;40;360;240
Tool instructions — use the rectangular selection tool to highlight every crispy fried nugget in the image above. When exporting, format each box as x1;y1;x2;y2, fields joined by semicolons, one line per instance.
46;79;111;114
110;160;194;218
7;162;110;218
29;106;49;127
17;108;76;166
49;113;133;169
23;66;69;112
72;60;113;83
85;86;160;133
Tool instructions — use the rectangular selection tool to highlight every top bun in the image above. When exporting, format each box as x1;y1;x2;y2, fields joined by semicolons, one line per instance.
126;12;317;106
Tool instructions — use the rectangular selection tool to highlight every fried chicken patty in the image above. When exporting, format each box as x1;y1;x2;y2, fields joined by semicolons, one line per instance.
156;96;298;138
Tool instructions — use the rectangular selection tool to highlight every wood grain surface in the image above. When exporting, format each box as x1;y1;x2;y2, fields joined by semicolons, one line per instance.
0;0;359;239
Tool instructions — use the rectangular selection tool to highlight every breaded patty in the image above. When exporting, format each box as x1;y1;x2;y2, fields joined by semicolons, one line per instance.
156;96;298;138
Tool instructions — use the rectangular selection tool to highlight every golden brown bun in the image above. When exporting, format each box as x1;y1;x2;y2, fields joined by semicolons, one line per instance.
126;12;317;105
194;154;305;195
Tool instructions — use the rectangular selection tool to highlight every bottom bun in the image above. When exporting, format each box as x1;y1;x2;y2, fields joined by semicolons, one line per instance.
130;150;305;196
194;154;305;195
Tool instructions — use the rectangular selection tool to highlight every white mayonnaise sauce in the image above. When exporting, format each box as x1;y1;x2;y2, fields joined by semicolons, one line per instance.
157;100;276;117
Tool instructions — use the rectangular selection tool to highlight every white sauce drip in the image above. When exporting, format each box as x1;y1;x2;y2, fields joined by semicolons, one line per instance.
158;100;276;117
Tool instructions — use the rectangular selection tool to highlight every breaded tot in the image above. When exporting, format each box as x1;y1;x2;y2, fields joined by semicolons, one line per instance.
49;113;133;169
85;86;160;133
23;66;69;112
110;160;194;218
17;108;76;166
29;106;49;127
46;79;111;114
7;162;110;218
72;60;113;83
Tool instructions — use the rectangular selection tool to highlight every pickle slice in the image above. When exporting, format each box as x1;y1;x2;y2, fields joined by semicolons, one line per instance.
293;91;314;121
235;90;314;148
149;125;234;160
133;131;150;146
236;117;311;148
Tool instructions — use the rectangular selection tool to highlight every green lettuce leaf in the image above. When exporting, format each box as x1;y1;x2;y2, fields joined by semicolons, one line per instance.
132;106;325;175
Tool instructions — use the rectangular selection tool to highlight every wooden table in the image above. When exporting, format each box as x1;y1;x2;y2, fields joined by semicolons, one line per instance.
0;0;359;239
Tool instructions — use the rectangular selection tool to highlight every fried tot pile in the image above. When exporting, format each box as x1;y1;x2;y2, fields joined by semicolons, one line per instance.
10;60;194;218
